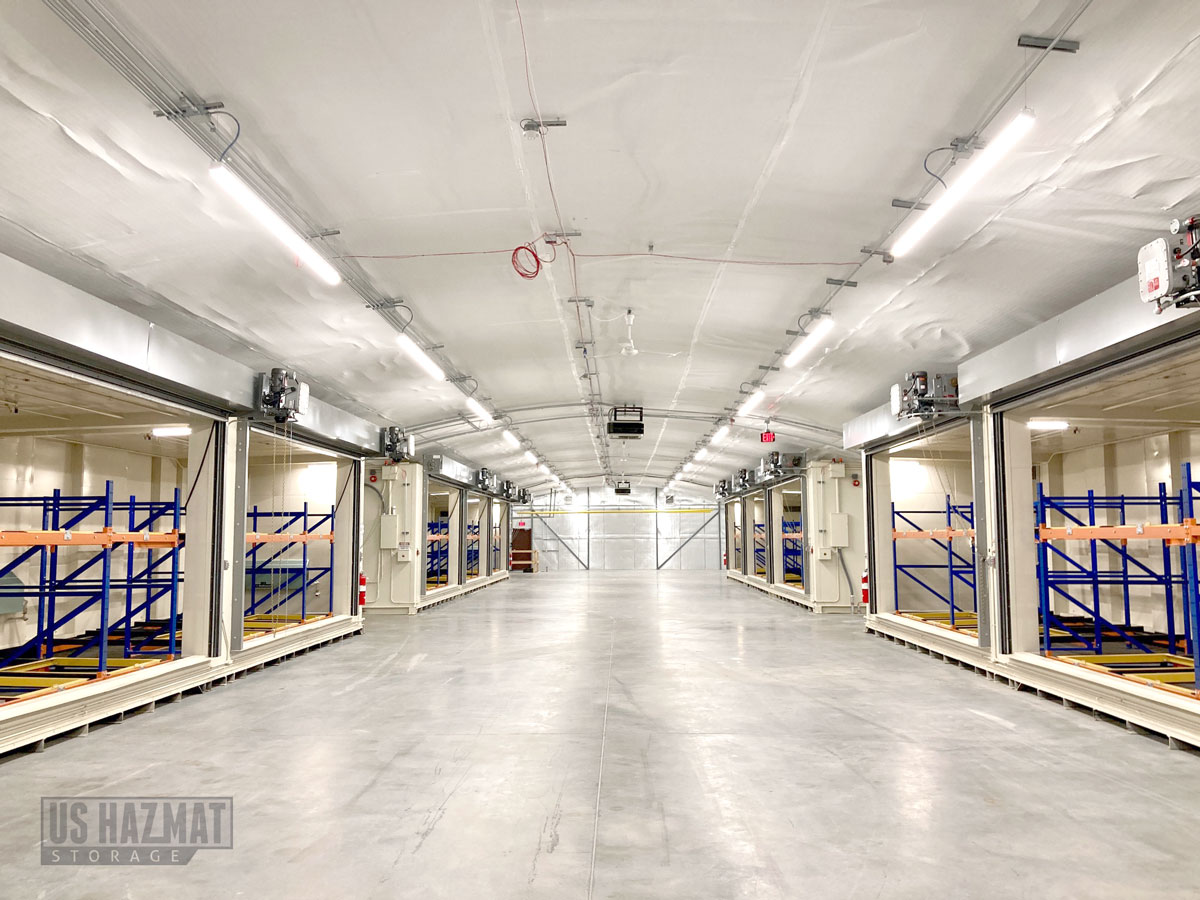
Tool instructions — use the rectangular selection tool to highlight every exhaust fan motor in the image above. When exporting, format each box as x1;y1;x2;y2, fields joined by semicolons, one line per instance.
381;426;415;462
890;371;958;420
259;368;310;424
1140;217;1200;312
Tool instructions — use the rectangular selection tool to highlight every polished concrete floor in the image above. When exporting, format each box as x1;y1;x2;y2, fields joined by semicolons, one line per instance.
4;571;1200;899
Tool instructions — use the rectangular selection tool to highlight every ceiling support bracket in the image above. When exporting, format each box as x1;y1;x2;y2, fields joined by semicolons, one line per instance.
1017;34;1080;53
892;198;931;211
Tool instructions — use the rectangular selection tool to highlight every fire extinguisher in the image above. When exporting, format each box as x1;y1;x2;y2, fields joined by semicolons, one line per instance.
861;569;869;605
358;571;367;606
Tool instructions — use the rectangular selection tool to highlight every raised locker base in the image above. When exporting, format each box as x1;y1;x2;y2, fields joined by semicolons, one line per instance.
0;614;363;756
725;570;855;614
865;611;1200;751
367;571;511;615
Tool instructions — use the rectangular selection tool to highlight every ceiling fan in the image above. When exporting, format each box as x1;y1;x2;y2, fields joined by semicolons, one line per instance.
593;309;681;360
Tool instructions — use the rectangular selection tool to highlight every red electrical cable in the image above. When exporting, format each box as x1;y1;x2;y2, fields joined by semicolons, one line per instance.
511;244;542;279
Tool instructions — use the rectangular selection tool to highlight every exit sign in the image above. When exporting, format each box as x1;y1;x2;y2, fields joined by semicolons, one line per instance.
760;431;776;443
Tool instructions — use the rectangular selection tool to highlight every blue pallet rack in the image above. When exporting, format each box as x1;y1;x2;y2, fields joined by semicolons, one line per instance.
466;522;481;579
1035;481;1185;657
782;518;804;585
427;520;449;586
245;503;334;620
891;496;976;628
752;523;767;575
0;482;182;673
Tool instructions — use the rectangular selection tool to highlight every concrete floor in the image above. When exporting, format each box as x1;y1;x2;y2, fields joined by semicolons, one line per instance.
3;571;1200;899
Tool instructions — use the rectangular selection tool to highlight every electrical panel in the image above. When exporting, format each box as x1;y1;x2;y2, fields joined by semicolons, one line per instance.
379;514;401;550
828;512;850;548
1139;218;1200;311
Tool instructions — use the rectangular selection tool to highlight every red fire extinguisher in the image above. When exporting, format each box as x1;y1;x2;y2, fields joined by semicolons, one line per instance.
358;572;367;606
861;569;869;605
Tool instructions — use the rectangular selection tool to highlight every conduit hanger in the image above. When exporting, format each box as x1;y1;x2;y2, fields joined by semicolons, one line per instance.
521;117;567;132
152;99;224;119
860;247;895;265
1017;34;1080;53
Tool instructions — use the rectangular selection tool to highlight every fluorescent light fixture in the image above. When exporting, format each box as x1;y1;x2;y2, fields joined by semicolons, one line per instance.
783;317;835;369
891;109;1036;258
524;450;538;465
151;425;192;438
737;389;765;417
209;163;341;286
501;429;521;448
538;463;551;475
710;425;730;445
683;462;695;472
465;397;494;425
695;447;709;460
1028;419;1069;431
395;333;445;381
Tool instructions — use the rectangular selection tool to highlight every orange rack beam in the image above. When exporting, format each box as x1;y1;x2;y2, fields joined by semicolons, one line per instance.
1037;519;1199;544
0;529;180;549
245;531;334;546
892;528;975;541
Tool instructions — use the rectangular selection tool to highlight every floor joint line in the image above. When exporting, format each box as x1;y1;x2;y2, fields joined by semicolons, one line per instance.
587;622;616;899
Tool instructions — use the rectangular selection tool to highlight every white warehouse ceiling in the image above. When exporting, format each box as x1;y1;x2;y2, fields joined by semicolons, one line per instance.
0;0;1197;492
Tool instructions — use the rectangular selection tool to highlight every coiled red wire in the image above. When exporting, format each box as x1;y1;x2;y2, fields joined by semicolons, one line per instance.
511;239;556;280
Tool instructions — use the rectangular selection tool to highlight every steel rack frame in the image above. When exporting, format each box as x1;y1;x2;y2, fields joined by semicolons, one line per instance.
1032;466;1200;697
1035;482;1187;658
244;503;335;627
891;497;976;630
782;518;804;585
466;522;481;580
427;520;449;588
753;523;767;577
0;482;182;703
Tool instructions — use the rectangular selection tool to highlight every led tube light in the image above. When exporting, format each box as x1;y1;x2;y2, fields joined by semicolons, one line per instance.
465;397;494;425
891;110;1035;258
395;333;446;381
783;317;835;369
524;450;538;465
695;447;709;460
1028;419;1069;431
502;429;521;448
710;425;730;445
210;164;341;285
151;426;192;438
737;390;765;417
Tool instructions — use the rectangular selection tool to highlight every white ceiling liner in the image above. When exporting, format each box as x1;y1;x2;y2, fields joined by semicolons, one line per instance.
0;0;1197;492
